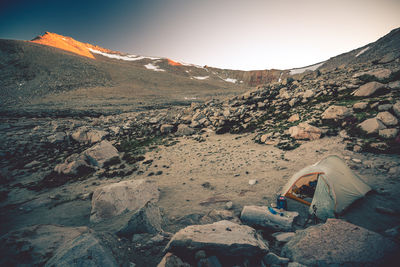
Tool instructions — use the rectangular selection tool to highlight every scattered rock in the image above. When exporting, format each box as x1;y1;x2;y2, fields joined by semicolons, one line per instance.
84;140;119;168
302;90;314;99
287;114;300;122
289;123;322;140
376;111;398;126
378;104;393;111
353;102;368;110
272;232;295;243
225;201;233;210
355;68;392;80
393;101;400;117
282;219;400;266
260;133;273;143
90;179;159;223
352;81;389;97
160;124;174;134
72;126;107;144
248;179;257;185
47;132;66;143
379;128;399;139
54;153;93;176
175;124;195;136
358;118;386;134
263;252;289;265
321;105;352;120
389;80;400;90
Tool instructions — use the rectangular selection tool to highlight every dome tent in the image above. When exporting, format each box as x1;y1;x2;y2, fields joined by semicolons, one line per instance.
281;155;371;220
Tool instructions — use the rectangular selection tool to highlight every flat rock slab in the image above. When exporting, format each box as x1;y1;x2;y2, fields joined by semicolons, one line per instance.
240;205;299;231
282;219;400;266
164;220;268;260
90;179;159;223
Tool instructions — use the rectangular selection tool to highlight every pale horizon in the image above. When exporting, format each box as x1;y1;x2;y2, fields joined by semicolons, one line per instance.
1;0;399;70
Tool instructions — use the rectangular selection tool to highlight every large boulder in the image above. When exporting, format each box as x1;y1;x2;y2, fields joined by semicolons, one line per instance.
376;111;398;126
83;140;119;167
90;179;159;223
321;105;352;120
0;225;88;266
164;220;268;260
282;219;400;266
289;122;322;140
358;118;386;134
352;81;389;97
44;232;122;267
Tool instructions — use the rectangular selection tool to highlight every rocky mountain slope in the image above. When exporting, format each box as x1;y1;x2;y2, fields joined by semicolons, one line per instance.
0;28;399;266
319;27;400;71
0;32;286;112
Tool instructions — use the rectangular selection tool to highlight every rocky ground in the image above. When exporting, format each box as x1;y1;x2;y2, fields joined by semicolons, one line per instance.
1;59;400;266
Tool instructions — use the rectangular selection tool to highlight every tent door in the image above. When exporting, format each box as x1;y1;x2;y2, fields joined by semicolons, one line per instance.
284;172;323;206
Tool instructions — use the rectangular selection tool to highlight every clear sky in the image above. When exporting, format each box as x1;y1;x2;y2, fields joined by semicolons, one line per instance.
1;0;399;70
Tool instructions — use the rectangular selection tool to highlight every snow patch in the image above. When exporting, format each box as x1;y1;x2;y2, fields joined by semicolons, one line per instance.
89;48;160;61
355;46;369;57
193;76;209;80
223;78;237;83
144;63;165;72
289;62;324;75
177;61;203;68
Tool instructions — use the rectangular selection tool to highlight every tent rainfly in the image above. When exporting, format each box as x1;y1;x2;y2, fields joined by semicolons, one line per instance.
281;155;371;220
